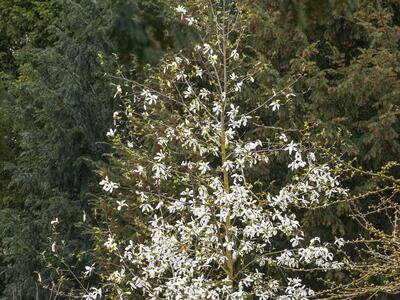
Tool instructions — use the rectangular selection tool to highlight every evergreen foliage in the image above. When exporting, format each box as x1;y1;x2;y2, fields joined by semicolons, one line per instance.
0;0;399;299
0;0;174;298
249;1;400;297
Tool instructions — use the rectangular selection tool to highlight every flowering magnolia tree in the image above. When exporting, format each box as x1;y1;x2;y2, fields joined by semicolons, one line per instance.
92;1;348;299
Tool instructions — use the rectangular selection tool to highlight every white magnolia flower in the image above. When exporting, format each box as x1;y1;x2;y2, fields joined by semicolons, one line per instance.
212;102;222;115
203;43;212;54
141;89;158;105
104;235;117;252
199;88;210;99
290;235;304;247
270;99;280;111
113;85;122;98
117;200;128;211
133;165;144;174
194;44;201;52
235;81;243;92
230;49;239;60
154;151;166;162
195;67;203;78
186;17;195;26
176;71;187;81
50;217;59;225
176;5;187;15
84;264;95;277
310;237;321;245
209;54;218;65
284;140;298;155
230;72;238;80
99;176;119;193
334;237;345;248
106;128;116;138
279;133;288;142
286;93;296;99
183;86;193;98
148;94;158;105
198;161;210;174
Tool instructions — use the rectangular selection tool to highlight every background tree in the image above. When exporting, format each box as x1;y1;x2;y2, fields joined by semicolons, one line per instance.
1;0;399;299
0;1;57;297
0;0;177;298
248;0;400;298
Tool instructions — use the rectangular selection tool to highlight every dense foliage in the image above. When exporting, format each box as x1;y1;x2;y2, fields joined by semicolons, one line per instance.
0;0;176;298
0;0;399;299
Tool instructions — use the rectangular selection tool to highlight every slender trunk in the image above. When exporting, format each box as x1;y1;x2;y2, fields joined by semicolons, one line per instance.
220;0;234;286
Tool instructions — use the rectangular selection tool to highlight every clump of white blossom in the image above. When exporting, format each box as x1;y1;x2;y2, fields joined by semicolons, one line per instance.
87;2;348;299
